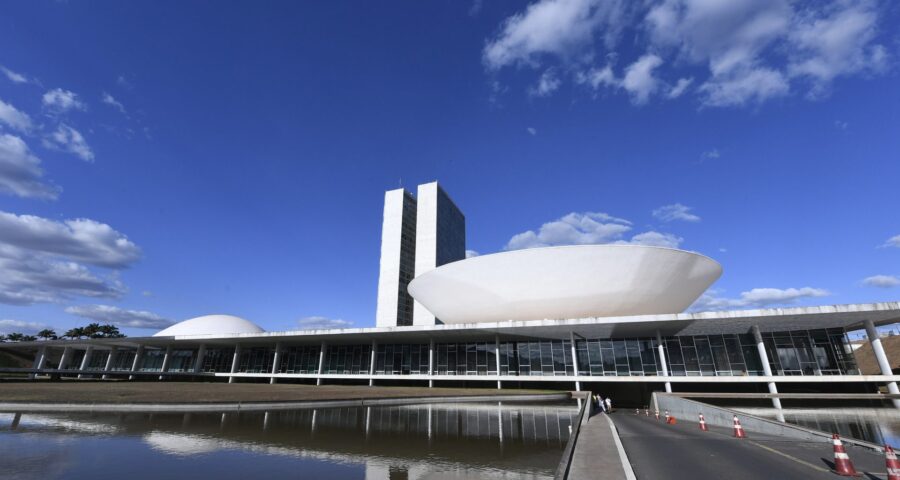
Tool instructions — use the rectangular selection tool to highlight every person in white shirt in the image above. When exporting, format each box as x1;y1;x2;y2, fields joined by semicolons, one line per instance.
604;396;612;412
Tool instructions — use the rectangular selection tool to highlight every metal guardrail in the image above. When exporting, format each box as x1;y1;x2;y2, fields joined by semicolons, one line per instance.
554;392;591;480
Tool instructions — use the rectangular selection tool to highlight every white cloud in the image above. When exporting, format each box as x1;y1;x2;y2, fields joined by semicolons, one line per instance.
862;275;900;288
484;0;886;106
0;211;141;268
620;231;683;248
0;98;33;132
834;120;849;130
296;316;353;330
787;2;886;97
0;134;59;199
530;69;562;97
1;66;28;84
0;245;126;305
701;148;720;160
621;54;663;104
526;127;537;136
44;124;94;161
505;211;632;250
465;249;480;258
65;304;173;329
667;77;693;98
101;92;126;113
0;319;48;335
42;88;86;112
652;203;701;222
483;0;631;70
881;235;900;249
692;286;830;311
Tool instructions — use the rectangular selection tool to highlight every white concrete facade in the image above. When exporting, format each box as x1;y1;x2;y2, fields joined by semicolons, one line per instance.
375;188;417;327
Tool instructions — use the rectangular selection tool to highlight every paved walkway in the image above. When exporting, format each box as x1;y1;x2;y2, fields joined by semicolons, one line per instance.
570;411;633;479
614;412;889;479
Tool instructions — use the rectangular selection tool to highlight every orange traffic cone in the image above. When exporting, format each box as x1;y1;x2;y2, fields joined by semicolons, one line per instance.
831;434;860;476
655;409;660;421
698;413;708;431
885;444;900;480
732;415;746;438
667;414;677;425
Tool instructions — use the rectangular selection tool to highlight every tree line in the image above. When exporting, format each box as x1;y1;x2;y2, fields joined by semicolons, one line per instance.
0;323;126;343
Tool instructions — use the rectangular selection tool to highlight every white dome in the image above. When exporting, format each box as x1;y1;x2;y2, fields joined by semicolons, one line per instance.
153;314;265;337
408;244;722;324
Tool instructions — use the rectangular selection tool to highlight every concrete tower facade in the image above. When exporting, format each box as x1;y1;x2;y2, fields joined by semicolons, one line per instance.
375;188;418;327
412;182;466;325
375;182;465;327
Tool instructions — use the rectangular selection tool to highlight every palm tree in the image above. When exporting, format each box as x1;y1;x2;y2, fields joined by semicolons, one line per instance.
21;335;37;342
5;333;25;342
98;324;124;338
37;329;57;340
64;327;85;339
0;334;6;342
84;323;102;339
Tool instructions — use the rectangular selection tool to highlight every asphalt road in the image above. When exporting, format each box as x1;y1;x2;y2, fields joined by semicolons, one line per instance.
612;412;889;479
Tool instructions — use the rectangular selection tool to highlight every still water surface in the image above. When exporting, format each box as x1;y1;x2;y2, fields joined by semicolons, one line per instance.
737;407;900;447
0;402;577;480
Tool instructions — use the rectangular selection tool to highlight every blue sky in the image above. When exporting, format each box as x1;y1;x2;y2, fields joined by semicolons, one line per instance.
0;0;898;336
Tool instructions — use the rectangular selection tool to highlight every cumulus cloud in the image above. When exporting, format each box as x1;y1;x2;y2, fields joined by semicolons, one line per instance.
620;231;683;248
692;287;830;311
1;66;29;84
65;304;173;329
0;245;126;305
465;249;480;258
530;69;562;97
0;134;60;199
43;124;94;161
505;211;632;250
701;148;720;160
881;235;900;249
862;275;900;288
0;98;33;132
0;211;141;268
0;319;49;335
652;203;700;222
484;0;887;106
483;0;631;71
296;316;354;330
42;88;86;112
621;54;663;104
101;92;126;114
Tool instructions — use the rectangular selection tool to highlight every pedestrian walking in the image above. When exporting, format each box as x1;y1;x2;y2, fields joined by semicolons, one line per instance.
605;396;612;413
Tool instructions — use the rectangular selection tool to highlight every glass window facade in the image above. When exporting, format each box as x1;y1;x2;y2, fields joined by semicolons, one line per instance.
435;342;499;375
200;347;236;373
278;345;321;374
238;347;275;373
324;345;371;374
375;344;428;374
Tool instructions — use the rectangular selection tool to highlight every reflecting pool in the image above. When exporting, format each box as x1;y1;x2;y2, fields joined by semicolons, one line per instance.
737;407;900;447
0;401;577;479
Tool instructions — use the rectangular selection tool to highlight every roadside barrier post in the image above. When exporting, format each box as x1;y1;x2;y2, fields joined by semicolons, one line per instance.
732;415;747;439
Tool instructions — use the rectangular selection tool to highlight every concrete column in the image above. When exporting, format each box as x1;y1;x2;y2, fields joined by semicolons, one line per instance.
102;346;118;380
752;326;784;417
193;344;207;374
656;331;672;393
158;345;173;380
428;339;434;388
569;332;581;392
228;344;242;384
368;340;377;387
495;336;502;389
865;319;900;409
316;342;326;386
59;346;72;372
129;345;144;380
270;342;282;384
77;346;94;379
30;346;47;379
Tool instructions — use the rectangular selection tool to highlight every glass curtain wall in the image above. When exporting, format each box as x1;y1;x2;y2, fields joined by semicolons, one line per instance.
374;344;428;375
278;345;321;374
324;345;371;374
238;347;275;373
200;347;236;373
435;342;498;375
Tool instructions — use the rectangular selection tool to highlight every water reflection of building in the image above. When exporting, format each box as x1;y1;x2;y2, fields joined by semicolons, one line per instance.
1;403;575;479
3;182;900;408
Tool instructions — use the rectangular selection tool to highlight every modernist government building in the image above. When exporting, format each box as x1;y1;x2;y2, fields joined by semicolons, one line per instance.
4;182;900;405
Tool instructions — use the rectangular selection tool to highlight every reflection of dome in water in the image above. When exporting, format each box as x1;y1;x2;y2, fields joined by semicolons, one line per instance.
153;314;265;337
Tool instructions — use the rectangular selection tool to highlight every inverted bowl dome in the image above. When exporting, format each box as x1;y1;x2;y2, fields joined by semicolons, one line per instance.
154;314;265;337
407;245;722;324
